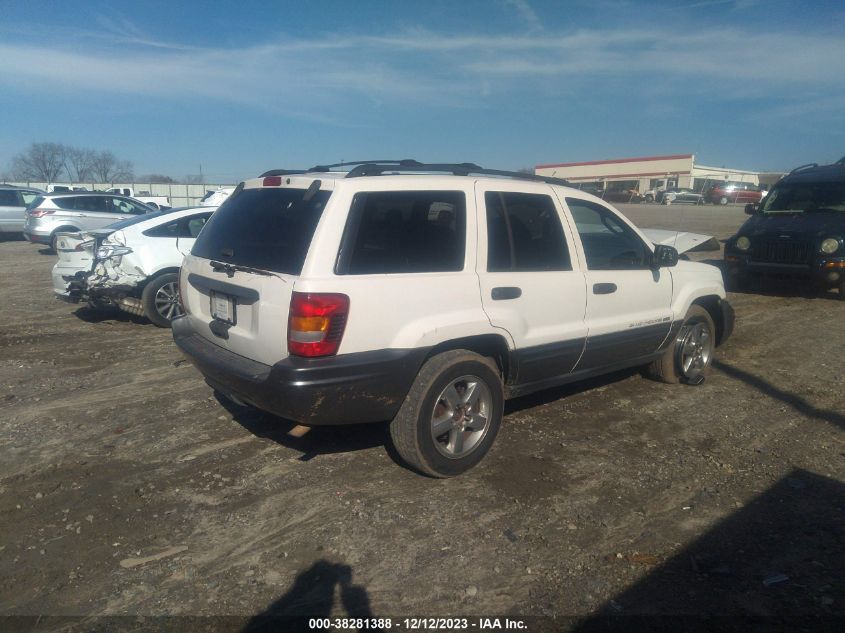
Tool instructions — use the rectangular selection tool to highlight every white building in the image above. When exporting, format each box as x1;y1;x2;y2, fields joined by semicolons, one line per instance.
535;153;760;193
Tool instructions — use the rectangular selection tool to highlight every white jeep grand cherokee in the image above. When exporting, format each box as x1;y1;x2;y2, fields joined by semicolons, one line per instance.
173;161;734;477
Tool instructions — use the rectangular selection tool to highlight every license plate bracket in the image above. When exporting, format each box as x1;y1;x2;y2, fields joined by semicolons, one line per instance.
210;291;236;325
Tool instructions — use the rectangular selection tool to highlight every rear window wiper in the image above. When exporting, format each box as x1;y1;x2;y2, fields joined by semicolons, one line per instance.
209;260;273;276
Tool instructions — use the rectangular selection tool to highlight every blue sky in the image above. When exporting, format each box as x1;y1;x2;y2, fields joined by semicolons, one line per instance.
1;0;844;182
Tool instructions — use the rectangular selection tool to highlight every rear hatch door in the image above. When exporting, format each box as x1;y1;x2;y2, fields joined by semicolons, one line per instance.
180;183;332;366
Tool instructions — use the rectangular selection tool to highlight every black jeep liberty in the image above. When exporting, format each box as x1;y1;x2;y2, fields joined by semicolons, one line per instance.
724;157;845;299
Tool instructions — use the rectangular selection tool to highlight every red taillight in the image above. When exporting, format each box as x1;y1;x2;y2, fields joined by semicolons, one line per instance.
263;176;282;186
28;208;54;218
288;292;349;357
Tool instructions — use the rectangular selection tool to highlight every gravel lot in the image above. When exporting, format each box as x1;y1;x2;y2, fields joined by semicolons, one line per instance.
1;204;843;630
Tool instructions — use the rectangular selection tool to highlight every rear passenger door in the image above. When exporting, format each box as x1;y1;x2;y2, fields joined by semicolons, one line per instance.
0;189;23;232
475;182;588;384
561;196;672;371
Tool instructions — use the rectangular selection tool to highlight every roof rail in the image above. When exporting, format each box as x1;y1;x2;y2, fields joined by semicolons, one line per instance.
308;159;422;172
339;160;571;186
789;163;818;174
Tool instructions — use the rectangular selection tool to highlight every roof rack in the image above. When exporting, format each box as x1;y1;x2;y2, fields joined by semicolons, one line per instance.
329;160;571;186
789;163;818;174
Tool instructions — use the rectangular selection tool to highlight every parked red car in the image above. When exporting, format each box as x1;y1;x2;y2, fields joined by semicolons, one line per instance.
707;182;763;205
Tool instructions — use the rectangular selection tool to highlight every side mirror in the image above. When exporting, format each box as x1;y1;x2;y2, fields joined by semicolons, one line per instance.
744;203;757;215
652;244;679;269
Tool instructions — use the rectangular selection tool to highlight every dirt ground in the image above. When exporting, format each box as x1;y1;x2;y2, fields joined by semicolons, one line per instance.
1;204;843;631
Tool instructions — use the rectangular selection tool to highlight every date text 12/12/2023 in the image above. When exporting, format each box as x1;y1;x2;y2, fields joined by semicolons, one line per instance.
308;617;529;630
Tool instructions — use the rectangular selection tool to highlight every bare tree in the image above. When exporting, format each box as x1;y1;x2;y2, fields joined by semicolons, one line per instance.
10;143;67;182
139;174;176;184
90;151;134;183
63;147;95;183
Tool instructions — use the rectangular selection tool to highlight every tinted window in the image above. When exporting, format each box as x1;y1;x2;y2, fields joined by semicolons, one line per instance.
485;192;570;272
566;198;650;270
0;190;19;206
192;187;331;275
52;195;107;211
337;191;466;274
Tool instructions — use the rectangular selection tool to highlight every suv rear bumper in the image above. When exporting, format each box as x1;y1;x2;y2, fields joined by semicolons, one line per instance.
24;231;51;245
172;317;428;425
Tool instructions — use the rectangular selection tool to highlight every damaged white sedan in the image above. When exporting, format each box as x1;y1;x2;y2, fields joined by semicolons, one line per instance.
52;206;216;327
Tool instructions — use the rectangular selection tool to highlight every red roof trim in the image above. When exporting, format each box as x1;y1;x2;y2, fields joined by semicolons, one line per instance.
536;154;694;169
563;170;691;180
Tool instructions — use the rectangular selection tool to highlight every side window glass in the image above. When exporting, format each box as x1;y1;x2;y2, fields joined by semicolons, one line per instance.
186;215;210;238
110;198;131;214
145;220;181;238
338;191;466;274
485;191;570;272
81;196;106;212
0;190;19;206
111;198;145;215
566;198;650;270
20;192;39;206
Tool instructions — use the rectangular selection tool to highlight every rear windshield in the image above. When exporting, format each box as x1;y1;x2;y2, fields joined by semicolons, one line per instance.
191;187;331;274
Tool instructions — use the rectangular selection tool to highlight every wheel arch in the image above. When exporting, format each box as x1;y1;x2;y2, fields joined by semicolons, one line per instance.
137;266;180;290
51;225;82;237
423;334;513;383
691;294;731;346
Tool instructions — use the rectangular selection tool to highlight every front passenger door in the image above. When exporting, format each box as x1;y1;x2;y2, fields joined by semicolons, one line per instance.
563;197;673;371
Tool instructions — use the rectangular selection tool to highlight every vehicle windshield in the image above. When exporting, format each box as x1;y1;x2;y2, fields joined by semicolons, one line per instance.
191;186;331;275
761;182;845;214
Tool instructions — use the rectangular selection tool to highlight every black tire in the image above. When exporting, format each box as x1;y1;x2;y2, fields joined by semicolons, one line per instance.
645;194;654;203
719;196;728;205
648;305;715;385
141;273;182;327
389;350;504;478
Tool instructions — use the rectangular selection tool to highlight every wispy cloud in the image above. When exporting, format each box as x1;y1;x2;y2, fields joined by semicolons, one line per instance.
0;24;843;123
500;0;543;31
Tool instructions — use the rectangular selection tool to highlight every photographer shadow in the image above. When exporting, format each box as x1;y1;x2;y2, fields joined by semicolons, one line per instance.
242;560;379;632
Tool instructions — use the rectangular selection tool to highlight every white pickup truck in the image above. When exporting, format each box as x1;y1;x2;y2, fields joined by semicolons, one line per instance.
106;187;171;210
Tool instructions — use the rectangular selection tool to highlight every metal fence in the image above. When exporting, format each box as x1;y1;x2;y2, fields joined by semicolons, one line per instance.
5;182;235;207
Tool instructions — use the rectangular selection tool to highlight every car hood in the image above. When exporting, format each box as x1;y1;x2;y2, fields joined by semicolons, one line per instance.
740;213;845;239
641;228;719;254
